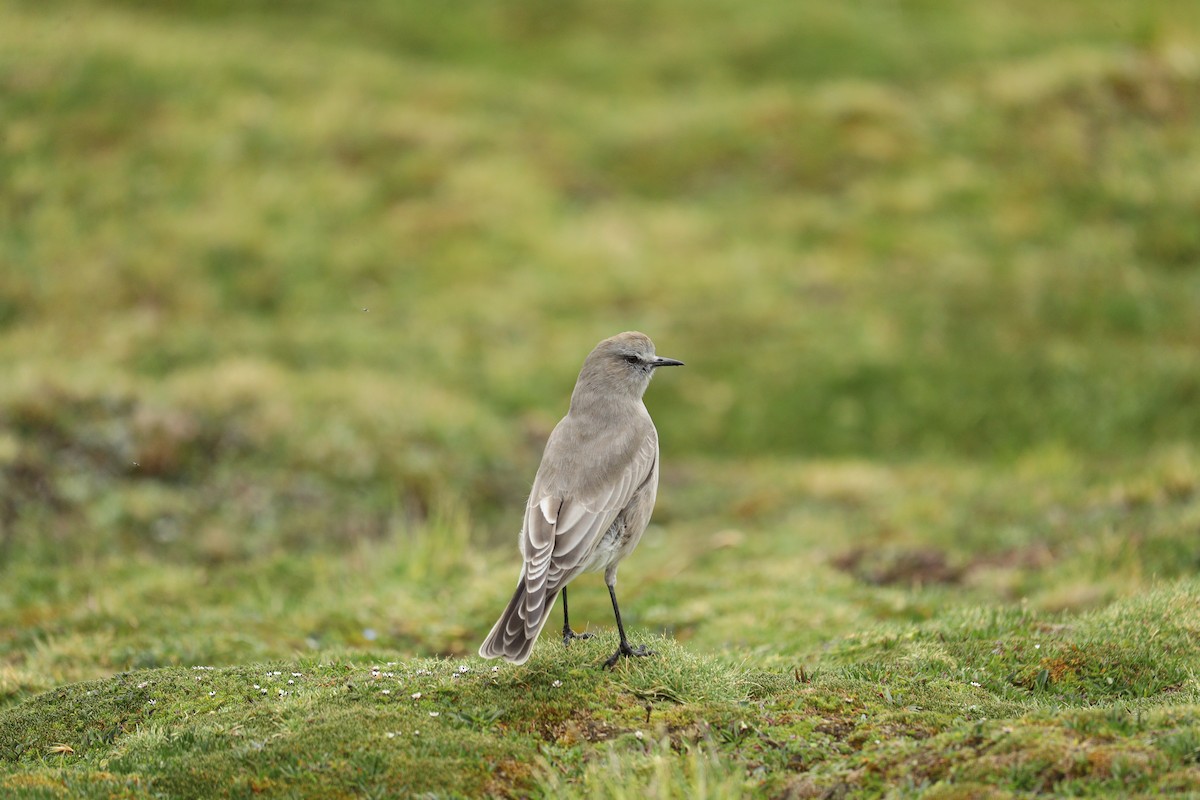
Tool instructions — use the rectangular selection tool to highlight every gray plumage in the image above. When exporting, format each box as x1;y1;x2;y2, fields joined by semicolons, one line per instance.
479;331;683;666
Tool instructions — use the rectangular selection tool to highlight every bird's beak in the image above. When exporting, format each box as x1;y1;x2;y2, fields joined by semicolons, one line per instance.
651;356;685;368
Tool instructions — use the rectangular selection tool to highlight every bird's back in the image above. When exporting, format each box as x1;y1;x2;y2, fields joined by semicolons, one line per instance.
535;402;655;499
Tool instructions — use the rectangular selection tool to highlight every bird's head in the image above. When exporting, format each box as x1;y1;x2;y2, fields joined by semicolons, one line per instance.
573;331;684;405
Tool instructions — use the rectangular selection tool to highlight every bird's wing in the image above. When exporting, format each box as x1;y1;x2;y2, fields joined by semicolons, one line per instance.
520;430;658;618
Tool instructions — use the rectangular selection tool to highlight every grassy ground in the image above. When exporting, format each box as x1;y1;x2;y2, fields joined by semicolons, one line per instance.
2;0;1200;796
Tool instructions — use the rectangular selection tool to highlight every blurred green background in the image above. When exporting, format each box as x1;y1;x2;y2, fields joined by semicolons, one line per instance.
2;0;1200;686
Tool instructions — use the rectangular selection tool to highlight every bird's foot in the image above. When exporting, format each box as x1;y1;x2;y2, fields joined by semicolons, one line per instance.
562;626;595;647
603;640;655;669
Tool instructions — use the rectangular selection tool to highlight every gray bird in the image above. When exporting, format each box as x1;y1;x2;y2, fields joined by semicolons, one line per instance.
478;331;684;667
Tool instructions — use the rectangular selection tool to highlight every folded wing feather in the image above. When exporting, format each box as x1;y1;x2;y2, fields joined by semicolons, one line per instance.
517;432;657;636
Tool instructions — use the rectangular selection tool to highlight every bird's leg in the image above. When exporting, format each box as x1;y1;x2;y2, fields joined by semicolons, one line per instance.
603;582;654;668
561;587;594;646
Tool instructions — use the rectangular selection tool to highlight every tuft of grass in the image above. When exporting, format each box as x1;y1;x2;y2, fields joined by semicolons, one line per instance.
535;734;750;800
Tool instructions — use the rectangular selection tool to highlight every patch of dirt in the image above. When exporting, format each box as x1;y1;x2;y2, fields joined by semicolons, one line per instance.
813;718;856;740
831;547;963;587
832;543;1058;587
486;758;536;797
551;716;633;746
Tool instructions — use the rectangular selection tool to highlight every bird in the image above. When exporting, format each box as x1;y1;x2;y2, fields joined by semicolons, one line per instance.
478;331;684;668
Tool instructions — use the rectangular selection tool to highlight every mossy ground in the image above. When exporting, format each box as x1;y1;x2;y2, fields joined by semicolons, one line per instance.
3;0;1200;796
3;589;1200;798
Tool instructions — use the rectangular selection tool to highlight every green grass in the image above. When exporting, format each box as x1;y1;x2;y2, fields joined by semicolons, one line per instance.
2;0;1200;795
2;588;1200;798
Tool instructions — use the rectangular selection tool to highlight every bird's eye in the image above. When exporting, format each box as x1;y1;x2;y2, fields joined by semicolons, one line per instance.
623;355;640;364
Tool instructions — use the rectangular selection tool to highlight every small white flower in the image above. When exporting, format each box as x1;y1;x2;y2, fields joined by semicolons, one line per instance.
492;666;499;673
273;671;283;676
288;680;295;685
635;731;643;740
386;732;396;738
291;672;301;677
552;680;562;688
428;711;439;717
148;699;156;705
381;690;391;695
411;692;421;699
458;665;469;674
260;689;268;695
137;682;149;689
970;681;981;687
413;730;420;736
1034;644;1040;649
209;691;216;697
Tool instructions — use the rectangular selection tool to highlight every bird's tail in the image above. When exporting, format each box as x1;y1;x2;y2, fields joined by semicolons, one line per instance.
478;576;559;665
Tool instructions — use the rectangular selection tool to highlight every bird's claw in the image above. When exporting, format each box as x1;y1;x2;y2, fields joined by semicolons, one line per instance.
562;628;595;646
603;641;655;669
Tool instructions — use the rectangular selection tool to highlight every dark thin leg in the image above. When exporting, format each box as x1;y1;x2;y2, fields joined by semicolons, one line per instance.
603;583;654;668
561;587;594;646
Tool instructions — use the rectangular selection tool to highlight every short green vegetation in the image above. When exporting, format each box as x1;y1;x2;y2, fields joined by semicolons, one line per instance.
2;0;1200;796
